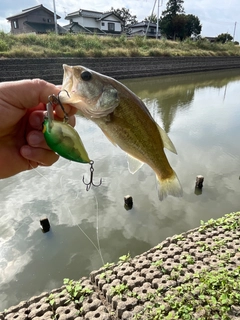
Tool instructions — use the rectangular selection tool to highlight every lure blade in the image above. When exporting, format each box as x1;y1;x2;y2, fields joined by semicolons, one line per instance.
43;119;90;163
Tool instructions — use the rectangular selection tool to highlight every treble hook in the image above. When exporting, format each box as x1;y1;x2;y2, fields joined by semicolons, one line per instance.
82;160;102;191
48;90;70;122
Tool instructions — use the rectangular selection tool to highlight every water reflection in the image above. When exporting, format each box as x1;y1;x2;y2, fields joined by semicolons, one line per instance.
1;69;240;310
125;69;240;133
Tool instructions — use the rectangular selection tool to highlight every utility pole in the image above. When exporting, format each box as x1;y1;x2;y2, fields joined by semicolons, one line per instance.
233;21;237;41
156;0;163;39
156;0;159;39
53;0;58;35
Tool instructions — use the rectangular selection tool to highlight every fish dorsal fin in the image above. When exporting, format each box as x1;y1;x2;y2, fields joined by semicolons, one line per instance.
157;124;177;154
128;154;144;174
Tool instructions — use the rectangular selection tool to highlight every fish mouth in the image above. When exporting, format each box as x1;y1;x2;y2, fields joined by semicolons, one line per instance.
62;64;73;90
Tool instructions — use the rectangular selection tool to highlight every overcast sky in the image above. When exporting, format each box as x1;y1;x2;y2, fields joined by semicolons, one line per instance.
0;0;239;42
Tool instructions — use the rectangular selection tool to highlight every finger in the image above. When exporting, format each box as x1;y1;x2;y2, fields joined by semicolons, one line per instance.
27;131;51;149
0;79;60;110
54;114;76;127
20;145;59;166
29;111;76;130
55;103;78;119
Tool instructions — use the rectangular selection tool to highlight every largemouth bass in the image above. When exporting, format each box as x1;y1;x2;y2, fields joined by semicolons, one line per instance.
60;64;182;200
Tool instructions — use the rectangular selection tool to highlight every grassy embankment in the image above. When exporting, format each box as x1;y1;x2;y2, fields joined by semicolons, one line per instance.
0;31;240;58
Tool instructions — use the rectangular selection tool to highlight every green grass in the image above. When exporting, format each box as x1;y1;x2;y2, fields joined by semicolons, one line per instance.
0;31;240;58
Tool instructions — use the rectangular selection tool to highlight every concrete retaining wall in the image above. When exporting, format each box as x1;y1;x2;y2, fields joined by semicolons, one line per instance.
1;56;240;84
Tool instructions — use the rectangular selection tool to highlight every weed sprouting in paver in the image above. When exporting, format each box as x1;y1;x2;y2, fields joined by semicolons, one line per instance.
182;254;195;265
172;234;186;242
152;259;163;268
46;293;59;319
46;293;56;308
118;252;131;264
151;259;167;273
102;262;115;269
62;278;93;305
99;270;113;283
110;283;129;299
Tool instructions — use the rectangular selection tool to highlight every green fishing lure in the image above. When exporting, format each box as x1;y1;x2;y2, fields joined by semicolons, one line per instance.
43;98;102;191
43;118;90;164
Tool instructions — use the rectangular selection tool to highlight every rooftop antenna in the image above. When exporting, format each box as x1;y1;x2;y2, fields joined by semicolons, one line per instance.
53;0;58;35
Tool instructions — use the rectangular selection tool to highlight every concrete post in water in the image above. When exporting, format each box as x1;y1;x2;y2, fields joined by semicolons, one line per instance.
40;217;51;233
124;195;133;210
196;175;204;188
195;175;204;195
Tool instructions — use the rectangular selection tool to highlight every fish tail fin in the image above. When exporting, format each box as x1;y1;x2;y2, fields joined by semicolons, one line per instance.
156;171;183;201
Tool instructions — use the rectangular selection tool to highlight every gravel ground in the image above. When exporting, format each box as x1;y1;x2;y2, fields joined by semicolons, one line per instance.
1;211;240;320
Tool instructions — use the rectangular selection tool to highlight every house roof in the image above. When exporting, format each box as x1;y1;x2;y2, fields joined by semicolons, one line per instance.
65;9;102;19
6;5;61;20
63;22;106;34
98;12;123;22
65;9;123;22
63;22;91;33
79;9;102;19
86;27;106;34
24;21;66;34
129;21;157;28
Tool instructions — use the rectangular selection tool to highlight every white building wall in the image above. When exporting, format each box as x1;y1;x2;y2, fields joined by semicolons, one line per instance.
83;17;99;28
69;16;100;28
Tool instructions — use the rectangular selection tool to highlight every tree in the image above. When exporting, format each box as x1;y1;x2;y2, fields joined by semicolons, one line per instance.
162;0;184;17
159;0;201;40
174;14;201;40
216;33;233;43
110;7;137;31
184;14;201;38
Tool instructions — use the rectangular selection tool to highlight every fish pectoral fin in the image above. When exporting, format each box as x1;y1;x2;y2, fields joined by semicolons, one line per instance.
127;154;144;174
157;124;177;154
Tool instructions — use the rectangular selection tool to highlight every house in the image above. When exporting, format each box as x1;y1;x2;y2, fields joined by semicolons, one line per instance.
127;21;161;38
205;36;217;43
6;5;66;35
64;9;123;35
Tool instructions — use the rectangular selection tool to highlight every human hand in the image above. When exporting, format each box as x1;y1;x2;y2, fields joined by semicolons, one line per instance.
0;79;76;178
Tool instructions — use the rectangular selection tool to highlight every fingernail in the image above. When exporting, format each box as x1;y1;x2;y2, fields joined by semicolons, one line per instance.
29;112;42;128
21;146;31;157
28;132;43;146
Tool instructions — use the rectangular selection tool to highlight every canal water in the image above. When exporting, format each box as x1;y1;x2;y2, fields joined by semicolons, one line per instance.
1;69;240;310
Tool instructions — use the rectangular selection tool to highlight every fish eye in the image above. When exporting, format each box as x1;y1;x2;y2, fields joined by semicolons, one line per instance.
81;70;92;81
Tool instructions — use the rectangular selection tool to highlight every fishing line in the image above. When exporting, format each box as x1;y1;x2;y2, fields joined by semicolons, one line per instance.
93;192;105;265
29;164;49;182
31;164;105;266
59;173;105;266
